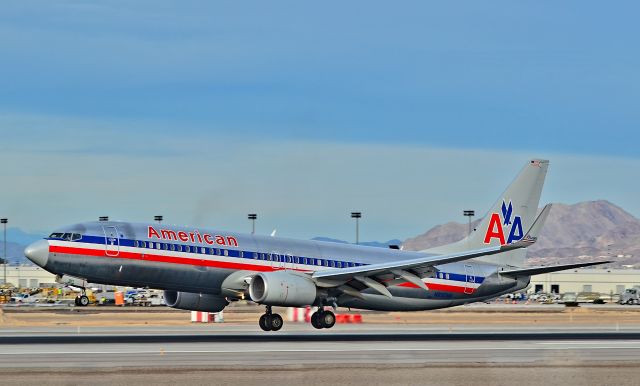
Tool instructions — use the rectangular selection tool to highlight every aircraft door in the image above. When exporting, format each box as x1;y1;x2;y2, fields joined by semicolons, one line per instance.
464;264;475;294
103;226;120;257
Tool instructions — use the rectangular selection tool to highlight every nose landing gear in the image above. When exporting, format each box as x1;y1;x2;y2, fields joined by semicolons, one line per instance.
310;309;336;329
258;306;283;331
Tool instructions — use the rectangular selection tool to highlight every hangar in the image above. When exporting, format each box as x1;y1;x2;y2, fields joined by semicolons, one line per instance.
530;268;640;295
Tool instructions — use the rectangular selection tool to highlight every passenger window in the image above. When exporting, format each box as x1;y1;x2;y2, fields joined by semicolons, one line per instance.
201;247;205;254
134;241;139;248
224;250;228;256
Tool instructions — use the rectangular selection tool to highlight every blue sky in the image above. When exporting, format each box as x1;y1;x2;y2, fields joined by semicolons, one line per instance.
0;1;638;241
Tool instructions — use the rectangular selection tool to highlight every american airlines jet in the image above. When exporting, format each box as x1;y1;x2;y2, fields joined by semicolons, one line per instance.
24;160;606;331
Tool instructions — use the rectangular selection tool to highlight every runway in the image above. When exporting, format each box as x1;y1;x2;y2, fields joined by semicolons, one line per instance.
1;328;640;385
1;329;640;367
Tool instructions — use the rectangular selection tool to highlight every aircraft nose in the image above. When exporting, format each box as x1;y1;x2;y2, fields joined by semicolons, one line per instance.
24;239;49;268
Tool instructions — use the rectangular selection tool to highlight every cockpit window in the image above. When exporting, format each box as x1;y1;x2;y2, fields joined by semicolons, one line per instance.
49;233;82;241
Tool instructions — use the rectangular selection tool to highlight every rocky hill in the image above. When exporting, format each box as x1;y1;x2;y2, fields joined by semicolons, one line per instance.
403;200;640;267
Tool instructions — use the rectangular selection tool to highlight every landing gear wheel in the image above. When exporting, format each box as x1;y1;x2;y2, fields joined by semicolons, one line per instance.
270;314;283;331
78;295;90;307
259;314;272;331
311;311;322;329
319;310;336;329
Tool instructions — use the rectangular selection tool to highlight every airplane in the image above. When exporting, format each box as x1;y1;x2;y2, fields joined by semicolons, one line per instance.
24;159;608;331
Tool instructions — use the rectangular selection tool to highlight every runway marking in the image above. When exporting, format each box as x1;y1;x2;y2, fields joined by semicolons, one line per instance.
540;341;640;345
1;345;638;356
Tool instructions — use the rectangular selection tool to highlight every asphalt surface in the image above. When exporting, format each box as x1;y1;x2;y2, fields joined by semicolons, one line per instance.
1;329;639;367
1;327;640;385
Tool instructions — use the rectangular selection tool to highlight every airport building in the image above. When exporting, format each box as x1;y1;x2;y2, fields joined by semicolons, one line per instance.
0;264;57;288
530;268;640;295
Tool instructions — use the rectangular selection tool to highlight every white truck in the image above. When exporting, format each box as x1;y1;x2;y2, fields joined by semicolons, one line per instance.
619;288;640;305
10;293;38;304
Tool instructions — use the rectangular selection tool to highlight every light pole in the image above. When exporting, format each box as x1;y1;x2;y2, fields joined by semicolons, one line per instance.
98;216;109;222
351;212;362;245
248;214;257;234
1;218;6;286
463;210;475;236
154;215;163;224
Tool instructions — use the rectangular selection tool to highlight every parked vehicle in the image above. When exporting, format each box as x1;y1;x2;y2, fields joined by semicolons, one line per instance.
619;288;640;305
9;293;38;304
562;292;579;307
577;292;607;304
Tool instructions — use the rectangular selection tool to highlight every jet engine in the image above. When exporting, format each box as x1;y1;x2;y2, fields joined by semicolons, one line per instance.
163;290;228;312
249;271;317;307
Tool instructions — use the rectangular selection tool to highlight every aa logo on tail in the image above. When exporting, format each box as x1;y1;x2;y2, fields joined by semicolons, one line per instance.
483;200;524;245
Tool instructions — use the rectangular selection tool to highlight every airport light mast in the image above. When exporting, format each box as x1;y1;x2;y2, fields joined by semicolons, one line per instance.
351;212;362;245
248;214;257;234
98;216;109;222
463;210;475;236
154;215;163;224
1;218;6;285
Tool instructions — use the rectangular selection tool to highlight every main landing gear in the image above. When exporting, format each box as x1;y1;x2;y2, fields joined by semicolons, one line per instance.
74;290;90;307
310;309;336;329
259;306;283;331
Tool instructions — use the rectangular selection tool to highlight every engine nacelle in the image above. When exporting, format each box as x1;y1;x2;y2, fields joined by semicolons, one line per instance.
249;271;317;307
163;290;228;312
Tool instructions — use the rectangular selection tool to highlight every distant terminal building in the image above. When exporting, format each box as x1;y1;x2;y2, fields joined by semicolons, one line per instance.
0;264;57;288
530;268;640;295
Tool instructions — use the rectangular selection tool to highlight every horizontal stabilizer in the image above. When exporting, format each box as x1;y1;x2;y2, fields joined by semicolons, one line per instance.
500;261;611;278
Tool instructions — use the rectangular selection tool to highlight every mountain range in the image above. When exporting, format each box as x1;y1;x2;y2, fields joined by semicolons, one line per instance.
403;200;640;267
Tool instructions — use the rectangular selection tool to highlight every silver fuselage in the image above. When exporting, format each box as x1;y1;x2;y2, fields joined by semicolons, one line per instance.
31;221;529;311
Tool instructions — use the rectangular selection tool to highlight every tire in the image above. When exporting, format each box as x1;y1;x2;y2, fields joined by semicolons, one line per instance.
270;314;283;331
259;314;271;331
78;295;90;307
310;312;322;329
74;296;80;306
320;311;336;329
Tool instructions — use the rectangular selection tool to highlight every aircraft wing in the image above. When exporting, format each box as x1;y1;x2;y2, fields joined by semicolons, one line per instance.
312;238;534;294
499;260;611;278
312;204;551;297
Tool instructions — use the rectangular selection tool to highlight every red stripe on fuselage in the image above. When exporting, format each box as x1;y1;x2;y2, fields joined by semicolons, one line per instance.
49;245;280;273
49;244;476;294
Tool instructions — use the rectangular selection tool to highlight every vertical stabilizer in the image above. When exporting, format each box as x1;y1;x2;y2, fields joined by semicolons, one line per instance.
423;159;549;267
